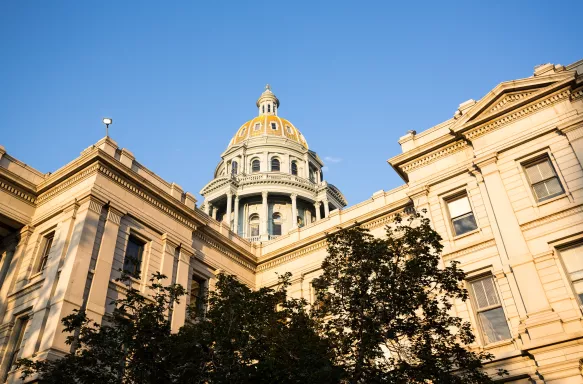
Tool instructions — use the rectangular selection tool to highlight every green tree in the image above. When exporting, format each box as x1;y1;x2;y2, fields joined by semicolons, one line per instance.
17;272;340;383
171;272;342;384
311;212;500;383
17;272;185;384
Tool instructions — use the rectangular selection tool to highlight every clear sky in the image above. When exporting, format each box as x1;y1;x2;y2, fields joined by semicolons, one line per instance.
0;1;580;206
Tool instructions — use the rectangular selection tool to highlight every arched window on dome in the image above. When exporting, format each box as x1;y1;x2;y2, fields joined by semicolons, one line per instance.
254;123;261;131
268;104;271;113
251;159;260;173
262;105;265;114
272;213;282;236
291;161;298;176
248;214;260;237
271;158;280;172
231;161;238;176
240;127;247;136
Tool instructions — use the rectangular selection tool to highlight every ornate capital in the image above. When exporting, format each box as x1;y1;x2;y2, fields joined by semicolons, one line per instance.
314;201;321;208
106;206;124;225
262;191;268;199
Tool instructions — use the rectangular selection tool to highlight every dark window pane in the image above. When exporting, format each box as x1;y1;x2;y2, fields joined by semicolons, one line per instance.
291;162;298;175
252;160;260;173
271;159;280;171
478;307;510;343
38;233;54;272
124;236;144;277
452;212;478;236
190;277;206;317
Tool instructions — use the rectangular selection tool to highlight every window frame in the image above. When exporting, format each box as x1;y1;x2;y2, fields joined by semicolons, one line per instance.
271;157;280;172
467;274;511;345
270;122;278;130
231;160;238;176
522;155;565;203
272;213;282;236
444;191;479;238
248;214;260;237
254;123;261;131
123;234;146;279
556;240;583;309
251;158;260;173
6;315;29;375
35;231;55;273
189;274;208;319
291;161;298;176
239;126;247;137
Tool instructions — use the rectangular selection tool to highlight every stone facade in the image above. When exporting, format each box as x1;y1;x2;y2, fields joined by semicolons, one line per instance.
0;59;582;383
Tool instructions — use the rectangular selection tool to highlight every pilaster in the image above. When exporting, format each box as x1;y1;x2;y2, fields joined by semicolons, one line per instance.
171;246;193;332
37;195;105;354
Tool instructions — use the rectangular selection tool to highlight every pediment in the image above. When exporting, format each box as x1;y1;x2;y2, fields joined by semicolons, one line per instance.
451;70;576;132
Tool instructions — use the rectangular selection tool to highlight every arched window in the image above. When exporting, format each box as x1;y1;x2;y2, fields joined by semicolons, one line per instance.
272;213;282;236
291;161;298;176
268;104;271;113
271;158;280;172
251;159;260;173
309;167;315;182
262;105;265;113
231;161;238;176
249;214;260;237
240;127;247;136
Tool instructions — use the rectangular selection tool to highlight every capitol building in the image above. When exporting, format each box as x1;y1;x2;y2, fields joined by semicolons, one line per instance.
0;59;582;383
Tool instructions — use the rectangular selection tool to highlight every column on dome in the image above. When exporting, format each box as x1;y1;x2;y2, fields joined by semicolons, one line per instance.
226;192;233;228
233;195;240;235
211;204;217;220
314;201;321;221
291;194;298;229
261;192;269;237
323;199;330;218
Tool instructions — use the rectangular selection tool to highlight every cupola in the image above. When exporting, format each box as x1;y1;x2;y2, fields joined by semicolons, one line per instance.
256;84;280;116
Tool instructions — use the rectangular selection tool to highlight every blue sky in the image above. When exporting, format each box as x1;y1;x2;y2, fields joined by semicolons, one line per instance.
0;1;580;206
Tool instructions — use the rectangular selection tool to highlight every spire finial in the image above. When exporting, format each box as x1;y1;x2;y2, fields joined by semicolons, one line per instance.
265;84;271;91
257;84;279;116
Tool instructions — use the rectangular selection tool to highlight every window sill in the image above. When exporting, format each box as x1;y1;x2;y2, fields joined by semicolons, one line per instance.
535;193;567;207
452;228;480;241
482;338;514;350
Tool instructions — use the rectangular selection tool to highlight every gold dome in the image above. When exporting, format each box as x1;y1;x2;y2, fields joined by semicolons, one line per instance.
228;115;308;149
228;85;308;149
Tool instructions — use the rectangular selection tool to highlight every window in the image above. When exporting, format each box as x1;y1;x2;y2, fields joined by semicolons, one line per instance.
249;214;260;237
309;168;315;182
251;159;260;173
268;104;271;113
271;122;277;130
262;105;265;113
7;316;29;371
470;276;511;344
254;123;261;131
239;127;247;136
272;213;282;236
524;158;564;202
37;232;54;272
559;243;583;303
271;158;280;171
286;125;292;134
291;161;298;176
447;194;478;236
123;235;145;278
231;161;238;176
189;275;207;318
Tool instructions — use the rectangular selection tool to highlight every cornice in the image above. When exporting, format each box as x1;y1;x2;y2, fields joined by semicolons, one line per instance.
36;162;100;205
464;88;571;140
0;177;36;205
400;140;469;173
571;86;583;101
194;230;256;272
520;205;583;231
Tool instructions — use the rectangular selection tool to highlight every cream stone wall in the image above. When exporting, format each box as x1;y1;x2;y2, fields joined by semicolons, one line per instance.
0;59;582;383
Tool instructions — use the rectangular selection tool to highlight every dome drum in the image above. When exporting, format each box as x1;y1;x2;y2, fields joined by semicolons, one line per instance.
200;85;347;243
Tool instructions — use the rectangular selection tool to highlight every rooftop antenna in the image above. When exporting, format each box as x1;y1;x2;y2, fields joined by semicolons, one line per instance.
102;117;113;137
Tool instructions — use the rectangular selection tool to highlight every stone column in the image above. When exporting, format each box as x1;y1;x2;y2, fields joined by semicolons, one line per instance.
204;200;210;215
226;192;233;228
85;206;124;324
261;191;269;237
323;199;330;218
211;204;217;220
314;201;321;221
0;226;35;321
476;154;554;328
38;196;105;353
171;246;193;332
233;195;240;235
291;194;298;229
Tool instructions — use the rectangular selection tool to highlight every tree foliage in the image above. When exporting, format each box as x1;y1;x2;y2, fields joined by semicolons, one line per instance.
18;212;501;383
311;212;498;383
